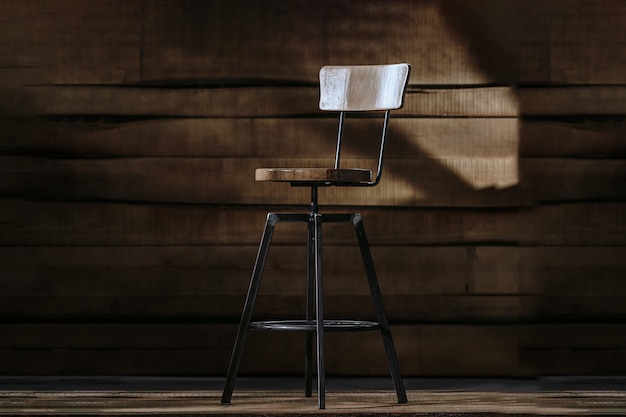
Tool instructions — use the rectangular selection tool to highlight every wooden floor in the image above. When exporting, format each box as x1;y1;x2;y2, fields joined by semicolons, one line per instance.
1;376;626;416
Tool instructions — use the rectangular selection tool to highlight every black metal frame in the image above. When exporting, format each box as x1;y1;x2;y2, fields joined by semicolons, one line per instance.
221;185;407;409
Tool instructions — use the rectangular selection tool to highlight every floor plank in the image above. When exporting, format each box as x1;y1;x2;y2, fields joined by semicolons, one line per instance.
1;377;626;416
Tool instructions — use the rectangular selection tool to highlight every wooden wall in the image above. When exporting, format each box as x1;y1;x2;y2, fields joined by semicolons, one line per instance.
1;0;626;377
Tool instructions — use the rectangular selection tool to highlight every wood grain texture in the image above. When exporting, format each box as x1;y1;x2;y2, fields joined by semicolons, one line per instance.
2;388;626;416
2;295;624;324
2;155;626;206
3;246;625;299
6;85;626;118
2;323;626;376
4;0;625;85
1;201;626;246
255;167;372;183
2;117;625;158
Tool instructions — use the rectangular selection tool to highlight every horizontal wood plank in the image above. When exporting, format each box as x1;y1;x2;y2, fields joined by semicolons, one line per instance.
2;246;624;321
2;294;625;324
2;156;625;206
1;117;519;158
1;201;625;246
6;86;626;118
519;323;626;375
2;117;625;160
2;323;626;376
519;119;626;157
2;246;626;297
4;1;626;85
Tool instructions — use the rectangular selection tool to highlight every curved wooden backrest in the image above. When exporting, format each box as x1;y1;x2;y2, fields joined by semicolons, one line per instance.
319;63;411;112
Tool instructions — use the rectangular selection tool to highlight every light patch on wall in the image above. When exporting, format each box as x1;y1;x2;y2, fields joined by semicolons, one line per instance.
436;157;518;190
396;117;520;191
326;114;522;206
395;1;523;192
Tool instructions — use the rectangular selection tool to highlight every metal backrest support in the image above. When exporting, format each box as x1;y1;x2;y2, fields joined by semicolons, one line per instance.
319;63;411;186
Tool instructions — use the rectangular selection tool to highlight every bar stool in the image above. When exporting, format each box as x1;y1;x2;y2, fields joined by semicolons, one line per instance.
221;63;411;409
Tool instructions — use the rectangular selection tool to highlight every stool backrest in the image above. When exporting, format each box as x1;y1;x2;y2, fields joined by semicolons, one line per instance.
319;63;410;111
318;63;411;186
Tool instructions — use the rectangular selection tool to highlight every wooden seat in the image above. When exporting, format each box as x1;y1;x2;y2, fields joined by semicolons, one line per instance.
222;64;411;410
255;167;371;183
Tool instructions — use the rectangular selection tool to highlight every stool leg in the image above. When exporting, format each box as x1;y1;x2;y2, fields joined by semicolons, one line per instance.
221;213;278;404
352;214;408;404
313;212;325;409
305;218;315;398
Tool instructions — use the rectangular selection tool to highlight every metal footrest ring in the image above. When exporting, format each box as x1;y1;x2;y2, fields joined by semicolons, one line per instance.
250;319;380;332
